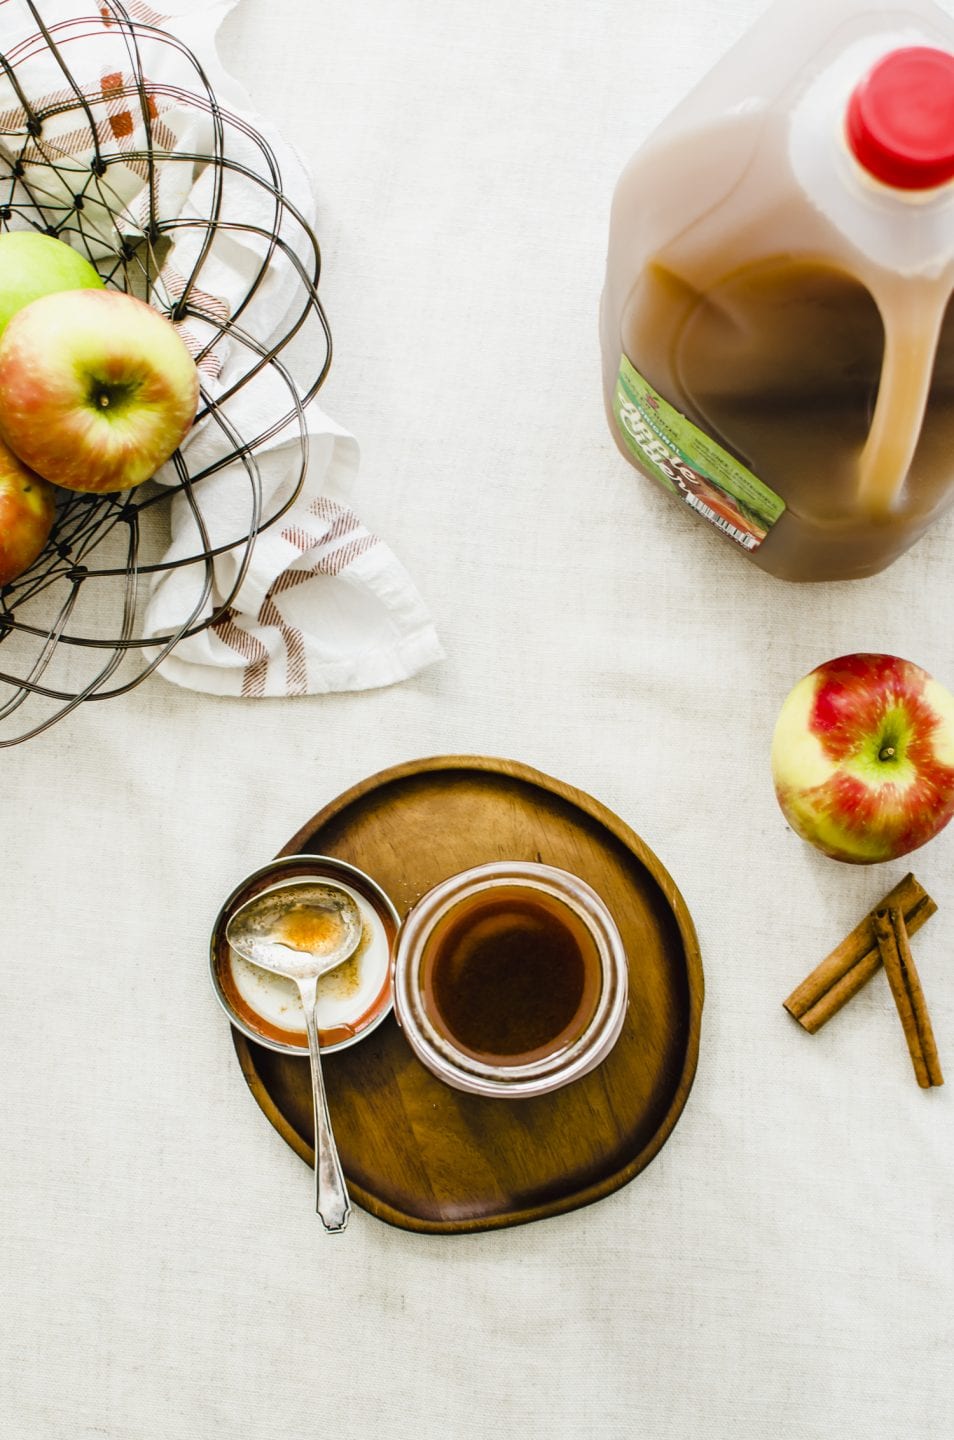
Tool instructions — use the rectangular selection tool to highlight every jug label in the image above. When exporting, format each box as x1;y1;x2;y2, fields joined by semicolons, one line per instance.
613;355;785;550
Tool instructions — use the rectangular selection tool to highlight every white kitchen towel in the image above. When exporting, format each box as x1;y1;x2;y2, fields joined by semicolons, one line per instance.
0;0;443;696
146;385;444;696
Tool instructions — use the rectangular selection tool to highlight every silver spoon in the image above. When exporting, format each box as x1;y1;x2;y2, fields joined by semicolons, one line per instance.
226;881;362;1231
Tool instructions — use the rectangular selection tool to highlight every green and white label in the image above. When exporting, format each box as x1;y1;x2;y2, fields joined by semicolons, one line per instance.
613;355;785;551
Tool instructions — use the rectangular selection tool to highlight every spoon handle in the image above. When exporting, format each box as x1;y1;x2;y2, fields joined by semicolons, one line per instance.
299;977;351;1232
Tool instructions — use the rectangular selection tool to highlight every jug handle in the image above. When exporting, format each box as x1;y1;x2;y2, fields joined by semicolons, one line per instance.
857;285;947;518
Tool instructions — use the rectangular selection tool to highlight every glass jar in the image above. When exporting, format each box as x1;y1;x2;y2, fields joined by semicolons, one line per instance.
392;861;629;1098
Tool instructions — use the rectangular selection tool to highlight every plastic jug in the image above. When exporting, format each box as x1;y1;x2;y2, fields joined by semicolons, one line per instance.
600;0;954;581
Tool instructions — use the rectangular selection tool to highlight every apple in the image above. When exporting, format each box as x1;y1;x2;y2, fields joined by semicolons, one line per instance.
0;230;103;339
771;652;954;864
0;436;56;586
0;289;199;493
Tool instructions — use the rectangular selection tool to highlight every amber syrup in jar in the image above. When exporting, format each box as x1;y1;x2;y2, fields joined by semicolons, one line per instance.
419;884;603;1066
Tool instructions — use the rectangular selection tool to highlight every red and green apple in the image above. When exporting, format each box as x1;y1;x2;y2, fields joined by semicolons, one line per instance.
0;436;56;586
771;652;954;863
0;230;103;339
0;288;199;493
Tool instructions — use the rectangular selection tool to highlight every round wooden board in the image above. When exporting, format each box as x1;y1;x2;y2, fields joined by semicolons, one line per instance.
230;756;704;1233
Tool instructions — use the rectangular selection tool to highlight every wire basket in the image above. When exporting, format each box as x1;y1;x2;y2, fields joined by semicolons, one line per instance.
0;0;330;744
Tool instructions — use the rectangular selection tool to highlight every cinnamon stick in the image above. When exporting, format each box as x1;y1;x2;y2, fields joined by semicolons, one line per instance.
874;906;943;1089
783;873;936;1033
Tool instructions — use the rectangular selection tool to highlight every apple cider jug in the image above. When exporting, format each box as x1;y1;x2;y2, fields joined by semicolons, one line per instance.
601;0;954;581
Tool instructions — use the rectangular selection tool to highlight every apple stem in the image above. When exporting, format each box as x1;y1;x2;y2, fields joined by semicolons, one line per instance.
880;745;896;761
98;394;110;408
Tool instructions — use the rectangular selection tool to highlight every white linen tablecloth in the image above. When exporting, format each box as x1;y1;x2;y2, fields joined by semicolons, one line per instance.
3;1;953;1437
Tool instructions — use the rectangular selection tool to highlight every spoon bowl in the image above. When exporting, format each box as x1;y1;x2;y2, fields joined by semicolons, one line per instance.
226;880;363;1232
226;881;363;982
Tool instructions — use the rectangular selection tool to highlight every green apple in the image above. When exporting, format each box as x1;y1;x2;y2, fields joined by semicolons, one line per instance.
0;436;56;586
0;231;103;338
0;289;199;494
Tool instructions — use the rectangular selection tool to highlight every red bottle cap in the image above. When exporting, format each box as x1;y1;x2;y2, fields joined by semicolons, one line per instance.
846;46;954;190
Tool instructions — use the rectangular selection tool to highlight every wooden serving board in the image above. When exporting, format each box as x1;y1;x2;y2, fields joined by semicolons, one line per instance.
231;756;703;1234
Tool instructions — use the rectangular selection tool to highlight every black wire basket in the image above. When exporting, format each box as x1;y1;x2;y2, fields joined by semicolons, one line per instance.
0;0;330;744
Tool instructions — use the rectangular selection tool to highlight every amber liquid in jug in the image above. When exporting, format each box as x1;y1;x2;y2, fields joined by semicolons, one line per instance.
600;2;954;581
